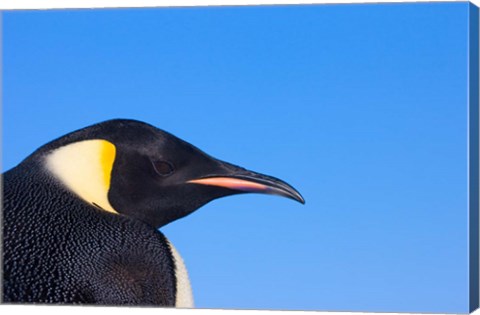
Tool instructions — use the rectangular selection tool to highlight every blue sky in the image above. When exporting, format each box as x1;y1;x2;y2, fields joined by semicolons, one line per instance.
2;3;472;312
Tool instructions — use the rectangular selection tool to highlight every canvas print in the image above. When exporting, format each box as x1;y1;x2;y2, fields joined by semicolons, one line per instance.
1;2;479;314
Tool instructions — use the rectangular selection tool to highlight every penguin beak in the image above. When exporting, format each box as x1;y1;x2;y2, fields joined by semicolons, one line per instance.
187;167;305;204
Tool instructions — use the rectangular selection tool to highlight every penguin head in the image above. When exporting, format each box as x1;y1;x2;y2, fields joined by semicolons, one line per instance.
39;119;304;228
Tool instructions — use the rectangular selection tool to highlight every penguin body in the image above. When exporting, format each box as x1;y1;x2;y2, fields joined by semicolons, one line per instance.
3;160;186;305
2;119;303;306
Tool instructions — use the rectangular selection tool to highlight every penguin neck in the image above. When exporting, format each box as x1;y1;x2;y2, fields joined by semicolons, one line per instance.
3;161;84;220
6;158;108;217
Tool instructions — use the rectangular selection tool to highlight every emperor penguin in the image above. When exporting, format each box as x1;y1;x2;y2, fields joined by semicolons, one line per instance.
2;119;304;306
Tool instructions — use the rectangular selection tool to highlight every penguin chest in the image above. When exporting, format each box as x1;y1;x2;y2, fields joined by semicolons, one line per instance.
73;222;183;306
89;248;177;305
79;222;194;307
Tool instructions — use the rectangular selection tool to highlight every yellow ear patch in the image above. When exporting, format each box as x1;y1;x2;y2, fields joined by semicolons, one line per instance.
100;141;116;190
45;139;118;214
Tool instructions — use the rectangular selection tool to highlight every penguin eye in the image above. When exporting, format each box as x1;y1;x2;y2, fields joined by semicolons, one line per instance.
152;160;175;176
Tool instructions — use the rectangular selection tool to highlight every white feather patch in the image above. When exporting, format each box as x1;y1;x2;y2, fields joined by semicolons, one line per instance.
167;240;194;308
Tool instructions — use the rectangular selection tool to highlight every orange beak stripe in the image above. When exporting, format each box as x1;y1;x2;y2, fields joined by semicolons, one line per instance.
187;177;269;192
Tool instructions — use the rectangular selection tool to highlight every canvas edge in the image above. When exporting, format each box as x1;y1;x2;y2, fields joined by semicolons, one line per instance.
469;2;480;313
